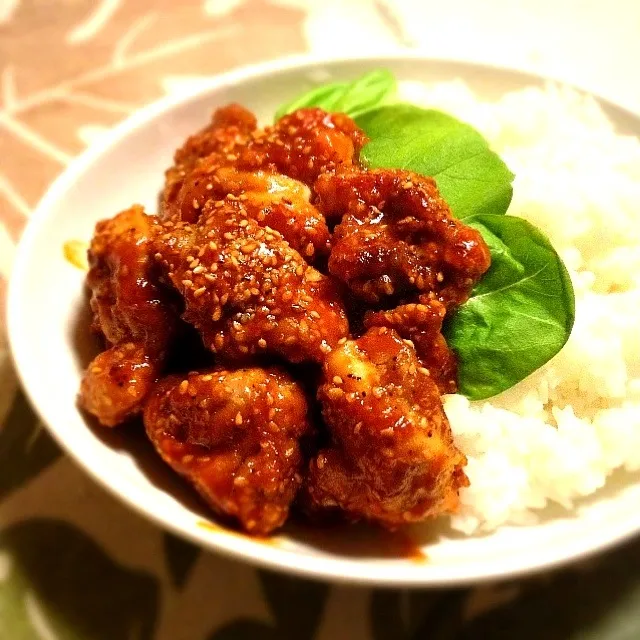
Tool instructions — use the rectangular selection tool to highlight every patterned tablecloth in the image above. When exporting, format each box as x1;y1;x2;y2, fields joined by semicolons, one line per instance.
2;1;640;638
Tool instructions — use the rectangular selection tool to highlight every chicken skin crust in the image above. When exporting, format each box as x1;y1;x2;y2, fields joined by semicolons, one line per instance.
153;198;349;364
163;103;258;215
364;298;457;394
163;105;366;219
307;327;468;527
79;205;177;426
315;169;491;306
169;166;331;258
144;367;312;535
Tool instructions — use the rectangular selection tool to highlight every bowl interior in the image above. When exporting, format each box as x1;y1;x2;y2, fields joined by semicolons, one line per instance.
8;55;640;586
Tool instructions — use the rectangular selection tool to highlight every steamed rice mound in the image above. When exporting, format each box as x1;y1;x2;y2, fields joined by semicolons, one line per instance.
399;80;640;533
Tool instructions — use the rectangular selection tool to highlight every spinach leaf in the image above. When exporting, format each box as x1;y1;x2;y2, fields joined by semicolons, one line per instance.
355;105;514;219
444;214;575;400
274;69;396;121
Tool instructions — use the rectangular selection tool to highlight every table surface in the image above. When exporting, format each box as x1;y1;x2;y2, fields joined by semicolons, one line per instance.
2;1;640;638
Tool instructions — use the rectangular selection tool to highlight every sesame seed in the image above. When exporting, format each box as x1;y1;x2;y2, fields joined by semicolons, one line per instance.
241;242;257;254
258;338;267;349
419;367;430;376
179;380;189;394
338;337;347;345
333;376;343;385
194;286;207;298
354;422;363;434
235;412;243;425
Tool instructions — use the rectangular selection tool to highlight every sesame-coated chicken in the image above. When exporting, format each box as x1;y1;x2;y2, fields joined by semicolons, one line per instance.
144;367;312;535
164;106;366;220
153;198;349;364
307;327;468;527
79;206;177;426
169;166;331;258
79;102;492;537
364;298;458;394
163;103;258;214
315;169;491;306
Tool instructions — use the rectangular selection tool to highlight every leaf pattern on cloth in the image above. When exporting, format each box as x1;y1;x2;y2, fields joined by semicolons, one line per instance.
0;390;61;502
370;589;469;640
209;571;329;640
0;518;160;639
0;0;306;240
163;532;202;589
459;540;640;640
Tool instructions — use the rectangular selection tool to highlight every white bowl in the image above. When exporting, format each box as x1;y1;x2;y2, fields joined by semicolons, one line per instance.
8;54;640;586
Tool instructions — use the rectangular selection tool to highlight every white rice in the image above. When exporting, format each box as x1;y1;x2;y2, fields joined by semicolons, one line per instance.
398;80;640;533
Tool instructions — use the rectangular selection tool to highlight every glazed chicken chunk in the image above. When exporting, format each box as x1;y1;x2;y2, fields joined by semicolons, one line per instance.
168;166;331;258
164;105;366;219
154;198;349;363
144;367;312;534
364;297;457;394
163;103;258;214
316;169;491;306
79;205;176;426
307;327;468;527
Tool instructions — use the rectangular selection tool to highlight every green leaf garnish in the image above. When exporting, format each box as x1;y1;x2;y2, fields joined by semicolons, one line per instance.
274;69;396;121
355;105;514;219
444;214;575;400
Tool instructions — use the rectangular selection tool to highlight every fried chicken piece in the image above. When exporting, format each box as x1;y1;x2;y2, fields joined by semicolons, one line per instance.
316;169;491;306
307;327;467;527
154;198;348;364
80;343;159;427
163;104;258;212
79;206;177;427
233;107;366;185
364;298;457;394
144;367;312;535
169;167;331;257
163;106;365;254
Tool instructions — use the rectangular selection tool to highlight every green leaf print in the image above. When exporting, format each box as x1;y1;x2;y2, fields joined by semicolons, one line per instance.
458;538;640;639
370;589;468;640
0;519;159;640
208;570;329;640
0;390;61;501
163;532;201;588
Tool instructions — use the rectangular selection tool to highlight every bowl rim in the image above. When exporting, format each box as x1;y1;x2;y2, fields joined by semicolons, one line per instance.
7;52;640;586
